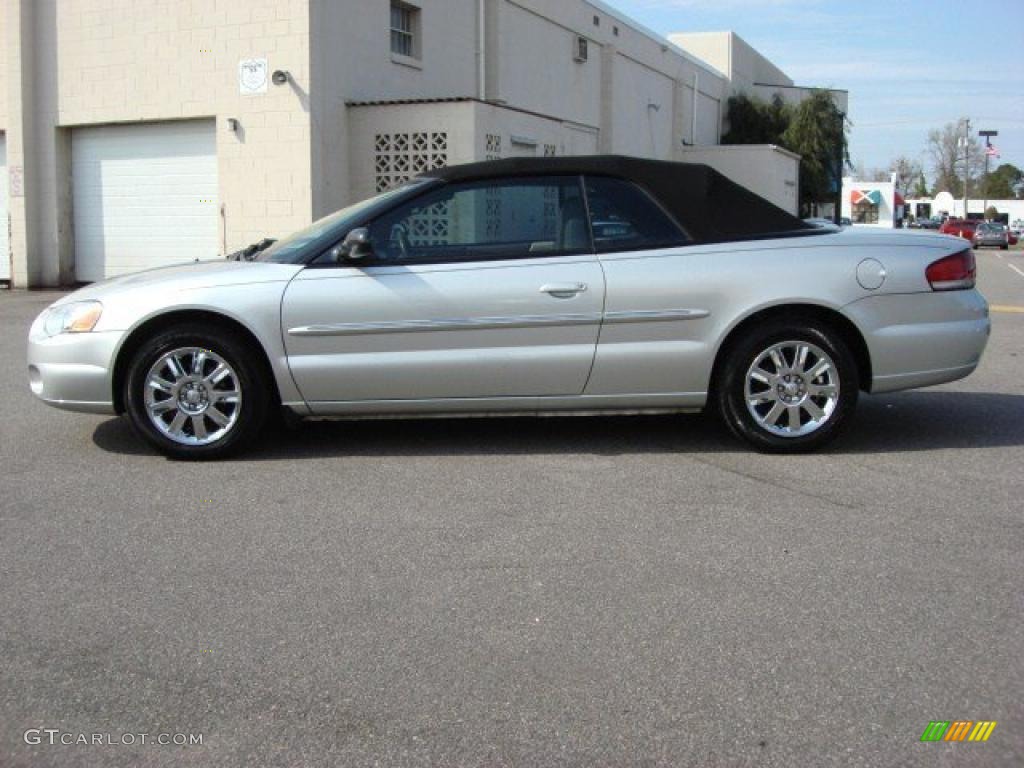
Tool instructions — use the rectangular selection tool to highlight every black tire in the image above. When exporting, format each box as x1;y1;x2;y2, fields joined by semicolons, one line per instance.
714;319;859;453
1000;244;1009;250
124;324;270;459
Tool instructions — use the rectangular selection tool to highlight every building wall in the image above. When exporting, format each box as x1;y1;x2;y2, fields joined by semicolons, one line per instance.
670;30;848;135
492;2;603;130
4;0;826;286
5;0;314;284
507;0;727;130
841;177;899;228
727;32;793;92
309;0;482;218
347;101;478;202
912;193;1024;222
311;0;729;219
63;0;312;252
0;0;7;131
669;31;793;93
680;145;800;215
609;54;675;159
347;100;602;203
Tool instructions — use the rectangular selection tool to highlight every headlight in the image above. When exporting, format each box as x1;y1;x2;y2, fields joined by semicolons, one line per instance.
42;301;103;336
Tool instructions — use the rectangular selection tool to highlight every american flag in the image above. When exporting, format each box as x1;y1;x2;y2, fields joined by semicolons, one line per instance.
985;144;1000;158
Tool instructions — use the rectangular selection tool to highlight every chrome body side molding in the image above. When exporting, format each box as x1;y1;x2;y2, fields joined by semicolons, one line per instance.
288;308;710;337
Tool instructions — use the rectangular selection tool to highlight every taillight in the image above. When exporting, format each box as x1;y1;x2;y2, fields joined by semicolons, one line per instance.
926;249;976;291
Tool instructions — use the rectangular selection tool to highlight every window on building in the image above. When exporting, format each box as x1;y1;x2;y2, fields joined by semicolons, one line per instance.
852;201;879;224
366;177;590;264
390;1;420;59
583;176;688;252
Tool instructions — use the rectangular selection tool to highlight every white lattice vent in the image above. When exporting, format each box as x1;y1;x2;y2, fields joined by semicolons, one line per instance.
485;133;502;161
374;132;448;192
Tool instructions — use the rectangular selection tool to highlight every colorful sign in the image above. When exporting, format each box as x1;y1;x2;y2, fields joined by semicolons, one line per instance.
920;721;997;742
851;189;882;206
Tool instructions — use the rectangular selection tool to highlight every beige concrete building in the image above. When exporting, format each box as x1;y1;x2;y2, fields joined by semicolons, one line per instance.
671;31;850;220
671;30;848;113
1;1;839;287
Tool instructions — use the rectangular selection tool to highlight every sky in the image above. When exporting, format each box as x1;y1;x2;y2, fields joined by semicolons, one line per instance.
604;0;1024;182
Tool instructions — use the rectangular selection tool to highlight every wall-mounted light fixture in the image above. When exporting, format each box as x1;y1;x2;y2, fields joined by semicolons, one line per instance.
226;118;240;133
271;70;290;86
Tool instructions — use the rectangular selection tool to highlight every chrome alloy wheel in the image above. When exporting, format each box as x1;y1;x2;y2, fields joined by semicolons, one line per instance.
143;347;242;446
744;340;840;438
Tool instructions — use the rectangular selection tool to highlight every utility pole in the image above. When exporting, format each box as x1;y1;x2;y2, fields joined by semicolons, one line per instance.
961;118;971;218
980;129;998;219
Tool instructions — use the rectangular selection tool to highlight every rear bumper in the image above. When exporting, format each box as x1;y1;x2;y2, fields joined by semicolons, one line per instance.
27;318;121;415
843;290;990;394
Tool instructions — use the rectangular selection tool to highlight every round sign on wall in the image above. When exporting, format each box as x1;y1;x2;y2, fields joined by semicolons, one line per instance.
239;59;268;95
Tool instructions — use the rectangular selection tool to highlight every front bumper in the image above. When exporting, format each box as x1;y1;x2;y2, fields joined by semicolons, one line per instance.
27;317;122;415
844;289;990;394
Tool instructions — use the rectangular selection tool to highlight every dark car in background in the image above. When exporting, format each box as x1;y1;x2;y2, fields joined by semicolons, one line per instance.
974;222;1010;250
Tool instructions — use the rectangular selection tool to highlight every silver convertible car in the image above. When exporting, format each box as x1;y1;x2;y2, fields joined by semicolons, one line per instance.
28;156;990;459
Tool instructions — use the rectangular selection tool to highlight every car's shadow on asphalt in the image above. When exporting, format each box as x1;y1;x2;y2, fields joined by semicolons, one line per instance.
91;390;1024;460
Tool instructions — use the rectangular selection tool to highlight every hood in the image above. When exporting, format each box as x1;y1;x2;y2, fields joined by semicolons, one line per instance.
54;259;304;305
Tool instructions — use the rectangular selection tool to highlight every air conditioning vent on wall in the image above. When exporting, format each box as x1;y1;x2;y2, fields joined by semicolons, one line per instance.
574;36;588;63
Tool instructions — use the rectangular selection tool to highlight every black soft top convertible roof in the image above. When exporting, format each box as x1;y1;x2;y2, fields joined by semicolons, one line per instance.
423;155;819;244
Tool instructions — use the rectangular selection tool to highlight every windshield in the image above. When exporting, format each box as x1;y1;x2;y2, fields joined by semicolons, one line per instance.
257;180;434;263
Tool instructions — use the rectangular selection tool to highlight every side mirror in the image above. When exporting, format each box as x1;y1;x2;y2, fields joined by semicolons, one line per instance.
330;228;373;263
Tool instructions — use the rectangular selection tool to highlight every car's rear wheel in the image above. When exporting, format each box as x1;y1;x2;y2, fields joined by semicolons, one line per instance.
715;320;859;452
124;325;269;459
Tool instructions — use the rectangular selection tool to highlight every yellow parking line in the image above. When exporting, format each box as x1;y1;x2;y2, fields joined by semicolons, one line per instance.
990;305;1024;314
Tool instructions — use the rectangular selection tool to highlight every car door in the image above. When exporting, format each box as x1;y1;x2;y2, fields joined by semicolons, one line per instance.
281;175;605;408
579;175;704;397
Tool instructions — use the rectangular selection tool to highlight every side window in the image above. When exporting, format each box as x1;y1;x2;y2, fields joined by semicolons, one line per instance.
390;2;420;59
366;177;591;264
584;176;688;252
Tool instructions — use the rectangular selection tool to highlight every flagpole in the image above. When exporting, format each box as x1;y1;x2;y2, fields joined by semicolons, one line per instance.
980;129;999;220
983;145;989;218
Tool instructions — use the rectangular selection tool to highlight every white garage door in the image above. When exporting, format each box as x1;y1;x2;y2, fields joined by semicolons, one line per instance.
72;121;218;282
0;135;9;281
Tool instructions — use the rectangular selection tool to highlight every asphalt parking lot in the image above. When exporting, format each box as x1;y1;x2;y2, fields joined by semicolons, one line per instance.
1;247;1022;767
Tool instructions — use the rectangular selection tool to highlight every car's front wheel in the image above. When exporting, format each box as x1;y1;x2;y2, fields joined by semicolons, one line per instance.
715;320;859;452
124;324;270;459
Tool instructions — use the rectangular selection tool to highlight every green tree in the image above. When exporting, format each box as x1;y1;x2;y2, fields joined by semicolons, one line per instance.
721;90;848;215
912;172;929;198
980;163;1022;200
721;93;790;145
780;90;849;215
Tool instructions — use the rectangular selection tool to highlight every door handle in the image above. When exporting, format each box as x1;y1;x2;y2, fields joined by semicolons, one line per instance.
540;282;587;298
